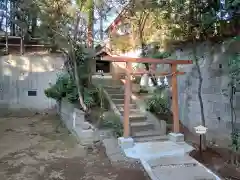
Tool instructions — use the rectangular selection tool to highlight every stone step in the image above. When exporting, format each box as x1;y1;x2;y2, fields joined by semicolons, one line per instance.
105;88;123;91
134;135;169;142
119;108;141;112
104;86;123;89
116;104;137;109
110;94;125;99
104;87;123;92
106;90;123;95
130;121;155;132
129;114;147;122
111;96;126;100
132;130;162;138
119;109;142;116
112;98;125;104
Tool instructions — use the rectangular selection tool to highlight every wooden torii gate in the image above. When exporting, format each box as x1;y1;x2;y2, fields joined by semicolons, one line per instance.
103;55;193;138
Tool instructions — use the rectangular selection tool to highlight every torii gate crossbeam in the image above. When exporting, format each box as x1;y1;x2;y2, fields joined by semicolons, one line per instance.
102;55;193;138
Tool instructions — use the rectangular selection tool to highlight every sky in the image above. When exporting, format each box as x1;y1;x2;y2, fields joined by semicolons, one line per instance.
93;0;125;44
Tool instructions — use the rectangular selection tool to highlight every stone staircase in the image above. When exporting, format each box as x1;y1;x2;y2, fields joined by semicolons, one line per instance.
104;85;167;142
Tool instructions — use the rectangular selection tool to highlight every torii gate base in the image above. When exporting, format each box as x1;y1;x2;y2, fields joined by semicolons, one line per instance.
103;56;193;138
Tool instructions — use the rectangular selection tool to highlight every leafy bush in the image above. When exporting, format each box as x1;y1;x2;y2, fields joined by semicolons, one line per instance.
44;73;69;101
44;73;97;108
65;77;78;102
231;129;240;152
151;51;171;59
146;94;170;114
101;111;123;138
83;89;96;108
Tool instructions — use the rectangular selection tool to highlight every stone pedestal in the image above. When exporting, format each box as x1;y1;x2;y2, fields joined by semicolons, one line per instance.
118;137;134;149
159;120;167;135
168;133;184;142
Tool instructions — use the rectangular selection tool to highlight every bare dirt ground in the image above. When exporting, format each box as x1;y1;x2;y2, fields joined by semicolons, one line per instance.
0;112;147;180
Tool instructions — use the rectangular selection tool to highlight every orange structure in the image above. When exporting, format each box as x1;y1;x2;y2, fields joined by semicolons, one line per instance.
103;55;193;138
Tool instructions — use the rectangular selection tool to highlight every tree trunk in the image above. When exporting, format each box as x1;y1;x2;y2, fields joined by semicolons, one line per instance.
10;1;16;36
72;49;87;112
72;14;88;112
99;7;103;41
20;27;24;55
192;39;207;149
0;15;3;31
86;0;94;86
5;0;8;54
87;0;94;48
31;15;37;37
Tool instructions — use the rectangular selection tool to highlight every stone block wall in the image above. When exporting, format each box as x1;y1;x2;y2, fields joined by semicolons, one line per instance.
57;99;97;145
166;40;240;147
58;99;78;130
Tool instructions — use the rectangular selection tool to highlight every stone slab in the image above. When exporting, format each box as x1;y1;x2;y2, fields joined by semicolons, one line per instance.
74;128;95;146
147;154;196;167
143;155;220;180
102;138;138;165
134;141;185;160
97;129;113;140
152;165;217;180
102;138;121;156
123;141;194;160
175;141;195;154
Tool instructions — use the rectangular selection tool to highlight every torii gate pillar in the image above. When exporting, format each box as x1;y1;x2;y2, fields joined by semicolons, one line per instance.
171;64;180;133
102;56;192;138
123;62;131;137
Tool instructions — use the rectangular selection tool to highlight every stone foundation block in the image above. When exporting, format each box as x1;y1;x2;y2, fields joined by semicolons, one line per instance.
78;129;95;145
118;137;134;149
168;133;184;142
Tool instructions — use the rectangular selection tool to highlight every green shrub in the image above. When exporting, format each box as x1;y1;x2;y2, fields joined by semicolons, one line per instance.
44;73;69;101
101;111;123;138
44;73;97;108
83;89;96;108
146;94;170;114
230;129;240;152
65;77;78;102
151;51;171;59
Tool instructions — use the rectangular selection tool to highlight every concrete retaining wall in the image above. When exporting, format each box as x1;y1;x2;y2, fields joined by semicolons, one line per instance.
58;99;78;130
0;52;65;111
166;40;240;147
57;99;97;145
